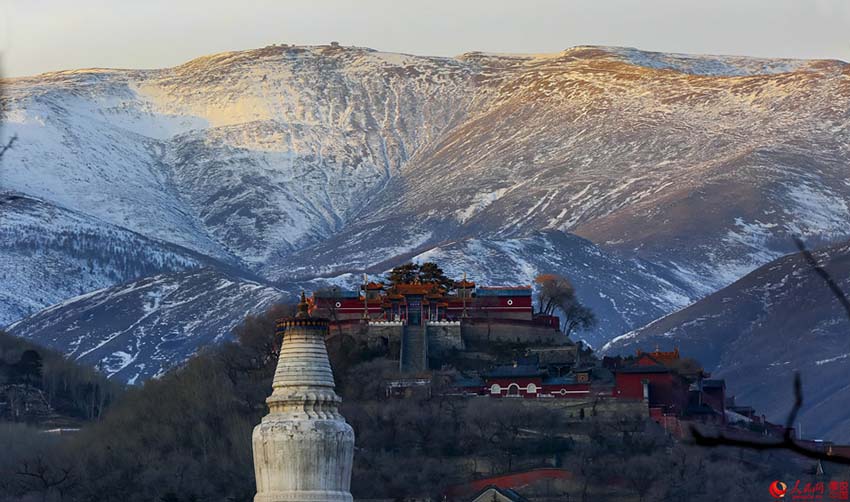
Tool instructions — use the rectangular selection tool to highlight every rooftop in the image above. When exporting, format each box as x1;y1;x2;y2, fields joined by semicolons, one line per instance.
616;365;671;374
476;287;532;297
485;364;544;378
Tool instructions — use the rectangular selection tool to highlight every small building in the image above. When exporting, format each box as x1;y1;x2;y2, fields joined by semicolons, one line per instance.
484;364;544;398
635;346;680;366
385;378;432;399
468;486;529;502
700;378;726;416
613;357;690;415
444;468;572;501
462;363;591;399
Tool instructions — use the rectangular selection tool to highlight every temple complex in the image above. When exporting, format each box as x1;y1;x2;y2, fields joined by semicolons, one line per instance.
252;292;354;502
312;277;563;373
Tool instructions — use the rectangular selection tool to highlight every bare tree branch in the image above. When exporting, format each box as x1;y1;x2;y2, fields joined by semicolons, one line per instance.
0;134;15;160
793;236;850;320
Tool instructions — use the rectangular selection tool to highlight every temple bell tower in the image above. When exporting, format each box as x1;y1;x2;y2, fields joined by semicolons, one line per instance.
252;292;355;502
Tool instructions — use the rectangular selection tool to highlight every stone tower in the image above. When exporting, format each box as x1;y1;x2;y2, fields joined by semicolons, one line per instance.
252;292;355;502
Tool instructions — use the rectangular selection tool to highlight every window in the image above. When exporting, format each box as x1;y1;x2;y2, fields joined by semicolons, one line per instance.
527;383;537;394
490;384;501;395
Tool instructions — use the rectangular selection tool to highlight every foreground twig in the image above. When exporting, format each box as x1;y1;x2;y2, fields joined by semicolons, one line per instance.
0;134;16;160
691;237;850;464
793;236;850;320
691;373;850;465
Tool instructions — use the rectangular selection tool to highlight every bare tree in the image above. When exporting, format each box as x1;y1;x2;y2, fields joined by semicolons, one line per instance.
16;455;75;502
535;273;596;337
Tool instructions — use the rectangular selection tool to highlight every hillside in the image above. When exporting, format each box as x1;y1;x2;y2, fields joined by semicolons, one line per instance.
0;193;205;325
603;239;850;442
0;330;121;424
0;306;788;502
7;268;284;382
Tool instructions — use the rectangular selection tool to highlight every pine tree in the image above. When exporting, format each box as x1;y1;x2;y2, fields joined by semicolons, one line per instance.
418;262;454;291
385;262;420;285
15;350;43;387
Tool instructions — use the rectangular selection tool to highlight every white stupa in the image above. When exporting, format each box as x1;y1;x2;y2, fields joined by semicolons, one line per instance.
252;292;355;502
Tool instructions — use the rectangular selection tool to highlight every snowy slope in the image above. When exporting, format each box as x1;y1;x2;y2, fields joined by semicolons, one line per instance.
406;231;693;348
291;46;850;295
6;268;284;383
1;46;479;268
0;192;203;326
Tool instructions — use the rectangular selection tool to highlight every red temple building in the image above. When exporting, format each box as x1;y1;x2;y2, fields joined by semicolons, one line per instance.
614;348;693;417
614;347;730;426
451;362;592;399
312;279;549;326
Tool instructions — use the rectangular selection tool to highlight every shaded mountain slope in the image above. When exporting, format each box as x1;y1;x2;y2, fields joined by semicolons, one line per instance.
0;193;204;326
603;239;850;441
284;48;850;294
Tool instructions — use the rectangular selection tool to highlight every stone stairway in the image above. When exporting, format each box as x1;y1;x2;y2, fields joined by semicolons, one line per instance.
400;325;428;373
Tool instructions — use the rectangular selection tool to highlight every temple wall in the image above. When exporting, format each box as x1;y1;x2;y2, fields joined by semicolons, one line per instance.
469;311;532;321
478;395;649;421
329;320;564;362
426;324;464;357
461;322;564;345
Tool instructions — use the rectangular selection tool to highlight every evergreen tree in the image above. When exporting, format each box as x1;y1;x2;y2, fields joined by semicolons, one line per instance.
418;262;454;291
385;262;420;285
386;262;454;290
14;350;43;387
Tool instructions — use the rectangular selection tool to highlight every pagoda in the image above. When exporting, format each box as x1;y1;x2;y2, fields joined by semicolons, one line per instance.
252;292;355;502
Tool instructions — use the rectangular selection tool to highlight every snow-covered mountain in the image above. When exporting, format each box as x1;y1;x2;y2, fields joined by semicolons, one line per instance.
6;268;284;383
1;45;478;269
0;192;204;325
602;239;850;442
2;43;849;383
281;47;850;295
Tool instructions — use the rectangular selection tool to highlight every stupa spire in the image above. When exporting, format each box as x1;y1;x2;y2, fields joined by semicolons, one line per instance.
295;290;310;318
252;294;354;502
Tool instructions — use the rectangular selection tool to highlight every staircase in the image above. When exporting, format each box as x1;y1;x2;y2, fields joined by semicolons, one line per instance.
400;325;428;373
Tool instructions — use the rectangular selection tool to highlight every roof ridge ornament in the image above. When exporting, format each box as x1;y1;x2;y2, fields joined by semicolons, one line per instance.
295;290;310;318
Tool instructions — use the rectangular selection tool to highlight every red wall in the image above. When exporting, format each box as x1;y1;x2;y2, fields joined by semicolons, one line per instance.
445;468;573;499
614;372;689;414
486;377;544;398
317;295;535;320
